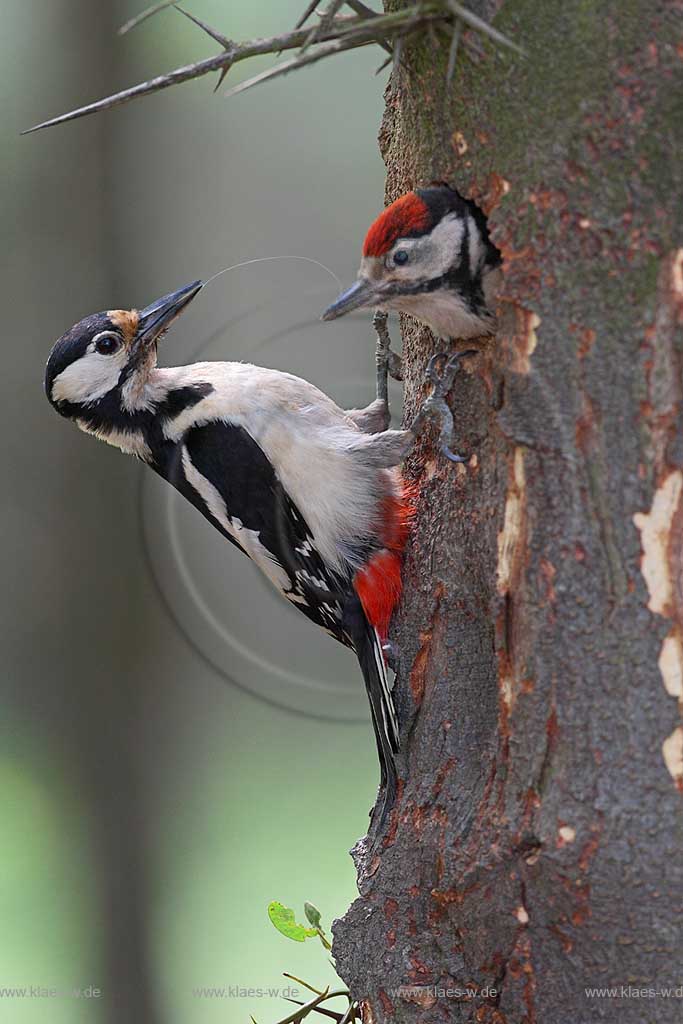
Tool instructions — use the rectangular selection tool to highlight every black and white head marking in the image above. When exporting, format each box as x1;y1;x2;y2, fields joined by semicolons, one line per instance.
323;183;502;339
45;283;205;458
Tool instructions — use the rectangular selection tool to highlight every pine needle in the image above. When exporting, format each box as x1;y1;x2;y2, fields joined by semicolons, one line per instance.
172;5;233;91
295;1;321;30
118;0;178;36
445;0;525;56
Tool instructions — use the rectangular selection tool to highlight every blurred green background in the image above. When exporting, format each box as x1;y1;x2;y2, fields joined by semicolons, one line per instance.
1;2;390;1021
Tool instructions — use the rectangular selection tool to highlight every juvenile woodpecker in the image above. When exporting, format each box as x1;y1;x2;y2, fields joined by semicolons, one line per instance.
323;182;502;341
45;281;473;831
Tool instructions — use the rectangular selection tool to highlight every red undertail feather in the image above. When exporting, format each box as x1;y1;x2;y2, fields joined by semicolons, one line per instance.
362;192;431;258
353;481;415;643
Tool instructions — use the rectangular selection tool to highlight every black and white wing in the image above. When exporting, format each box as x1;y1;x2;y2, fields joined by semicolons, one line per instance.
154;419;350;643
155;417;400;826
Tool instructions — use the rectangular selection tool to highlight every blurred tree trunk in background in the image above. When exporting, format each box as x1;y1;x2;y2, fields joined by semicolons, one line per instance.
33;5;163;1022
334;1;683;1021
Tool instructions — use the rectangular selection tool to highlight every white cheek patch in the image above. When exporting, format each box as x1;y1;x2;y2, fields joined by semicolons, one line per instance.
467;214;484;277
383;212;465;283
414;213;465;279
51;348;127;406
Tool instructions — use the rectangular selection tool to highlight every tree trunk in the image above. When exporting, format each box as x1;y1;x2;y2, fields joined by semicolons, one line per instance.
333;2;683;1021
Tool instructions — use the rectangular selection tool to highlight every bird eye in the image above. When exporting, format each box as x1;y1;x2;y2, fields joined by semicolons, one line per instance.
93;332;122;356
393;250;409;266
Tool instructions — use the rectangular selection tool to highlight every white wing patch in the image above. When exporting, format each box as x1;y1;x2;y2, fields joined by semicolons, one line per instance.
467;214;484;277
152;361;397;575
372;626;399;750
180;445;291;593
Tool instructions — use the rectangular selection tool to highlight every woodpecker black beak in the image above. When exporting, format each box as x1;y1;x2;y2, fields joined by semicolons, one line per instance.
321;279;380;321
136;280;203;346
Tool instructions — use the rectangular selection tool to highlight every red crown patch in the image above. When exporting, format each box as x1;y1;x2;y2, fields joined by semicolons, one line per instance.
362;192;431;258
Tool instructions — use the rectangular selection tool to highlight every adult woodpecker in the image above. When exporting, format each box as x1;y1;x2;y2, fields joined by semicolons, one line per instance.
322;182;502;341
45;280;474;831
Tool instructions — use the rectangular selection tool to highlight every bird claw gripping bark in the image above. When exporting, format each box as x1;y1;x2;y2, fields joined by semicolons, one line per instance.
412;350;477;463
373;310;403;408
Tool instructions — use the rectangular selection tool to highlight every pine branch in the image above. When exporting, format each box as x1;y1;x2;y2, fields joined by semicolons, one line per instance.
22;2;523;135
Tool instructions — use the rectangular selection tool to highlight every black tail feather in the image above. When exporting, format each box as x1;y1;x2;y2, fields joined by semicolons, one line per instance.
343;595;399;835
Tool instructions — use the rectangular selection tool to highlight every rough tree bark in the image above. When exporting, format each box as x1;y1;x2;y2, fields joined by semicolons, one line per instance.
333;2;683;1021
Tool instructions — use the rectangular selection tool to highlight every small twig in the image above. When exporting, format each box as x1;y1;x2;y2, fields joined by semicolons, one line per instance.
345;0;392;53
345;0;380;18
445;0;525;55
301;0;345;53
392;34;404;75
173;5;233;92
173;4;230;47
374;50;393;74
118;0;178;36
283;974;327;996
338;1004;358;1024
271;988;350;1024
295;0;322;30
445;17;462;86
373;312;403;402
284;999;344;1022
224;35;365;99
22;52;229;133
426;20;441;51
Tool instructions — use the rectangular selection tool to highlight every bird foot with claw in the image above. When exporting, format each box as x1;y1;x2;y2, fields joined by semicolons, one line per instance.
411;350;477;462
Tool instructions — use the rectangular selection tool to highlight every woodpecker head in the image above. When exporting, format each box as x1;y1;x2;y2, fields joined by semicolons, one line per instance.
322;184;501;339
45;281;202;421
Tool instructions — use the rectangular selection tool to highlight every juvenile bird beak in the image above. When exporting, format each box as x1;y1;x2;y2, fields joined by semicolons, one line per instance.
136;280;203;346
321;279;379;321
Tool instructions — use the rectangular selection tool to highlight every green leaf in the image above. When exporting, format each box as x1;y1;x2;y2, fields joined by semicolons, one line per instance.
303;901;322;928
268;901;317;942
